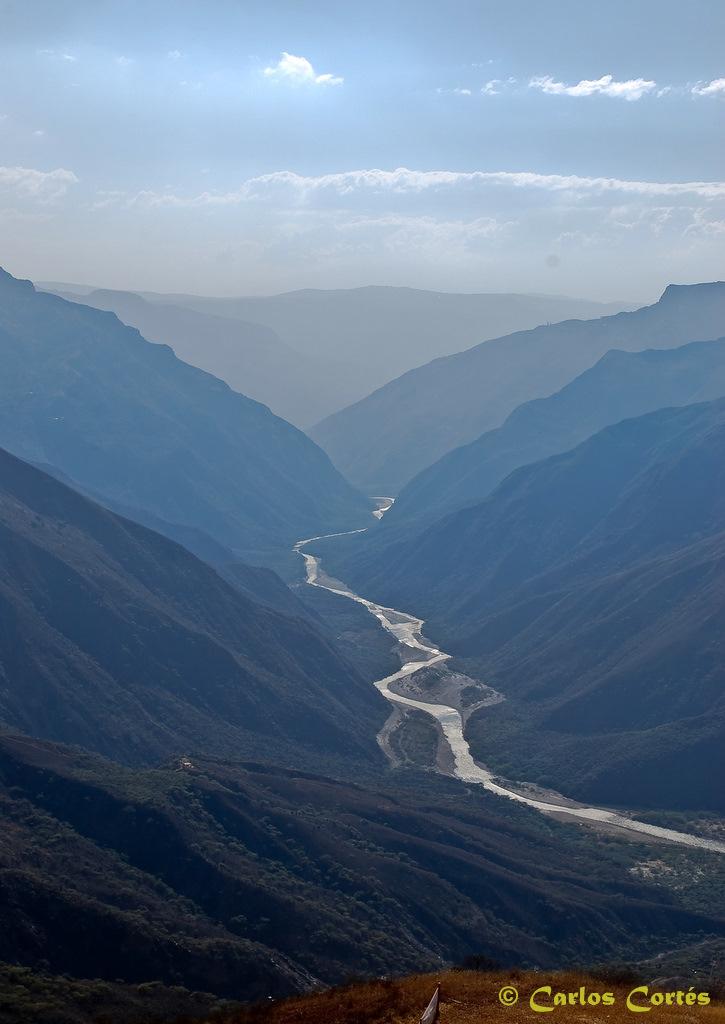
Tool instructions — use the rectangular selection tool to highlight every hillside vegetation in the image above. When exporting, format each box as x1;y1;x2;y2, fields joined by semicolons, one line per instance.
3;732;724;1009
214;969;725;1024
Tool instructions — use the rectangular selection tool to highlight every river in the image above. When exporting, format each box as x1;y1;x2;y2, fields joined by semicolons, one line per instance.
295;504;725;856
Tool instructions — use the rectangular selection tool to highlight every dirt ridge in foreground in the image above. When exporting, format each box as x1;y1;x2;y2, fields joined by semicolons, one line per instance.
215;969;725;1024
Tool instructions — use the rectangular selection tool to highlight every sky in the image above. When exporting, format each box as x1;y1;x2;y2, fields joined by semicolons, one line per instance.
1;0;724;301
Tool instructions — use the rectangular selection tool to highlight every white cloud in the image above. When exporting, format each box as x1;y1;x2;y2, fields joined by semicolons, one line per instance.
692;77;725;97
263;52;343;86
167;50;183;61
37;49;77;63
0;165;78;201
115;56;134;67
530;74;657;101
106;166;725;211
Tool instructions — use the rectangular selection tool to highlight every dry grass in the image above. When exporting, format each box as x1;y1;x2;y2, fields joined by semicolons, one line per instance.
216;970;725;1024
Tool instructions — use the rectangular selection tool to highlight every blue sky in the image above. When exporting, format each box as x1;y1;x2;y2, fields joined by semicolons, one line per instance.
1;0;723;299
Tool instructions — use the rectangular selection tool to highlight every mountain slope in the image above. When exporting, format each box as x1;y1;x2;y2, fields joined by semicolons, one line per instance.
337;400;725;810
462;528;725;811
2;732;723;1005
369;398;725;630
50;288;350;428
0;268;369;567
29;463;311;619
386;337;725;530
310;282;725;492
0;447;384;767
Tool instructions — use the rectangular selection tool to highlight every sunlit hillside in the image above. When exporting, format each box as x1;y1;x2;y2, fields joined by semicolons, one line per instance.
216;970;725;1024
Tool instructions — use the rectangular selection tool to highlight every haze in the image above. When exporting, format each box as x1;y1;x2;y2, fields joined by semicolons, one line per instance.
2;0;724;303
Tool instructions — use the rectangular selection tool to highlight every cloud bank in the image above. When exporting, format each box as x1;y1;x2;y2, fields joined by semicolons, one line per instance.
117;167;725;208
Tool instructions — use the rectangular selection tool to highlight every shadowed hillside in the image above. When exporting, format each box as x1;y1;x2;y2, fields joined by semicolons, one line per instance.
0;268;369;569
0;447;384;767
321;400;725;811
1;731;724;1022
311;282;725;492
385;337;725;531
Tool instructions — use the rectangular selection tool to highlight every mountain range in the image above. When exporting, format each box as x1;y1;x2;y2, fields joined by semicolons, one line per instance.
4;264;725;1019
10;434;721;1012
0;269;368;570
310;282;725;492
384;336;725;531
42;281;628;427
327;399;725;811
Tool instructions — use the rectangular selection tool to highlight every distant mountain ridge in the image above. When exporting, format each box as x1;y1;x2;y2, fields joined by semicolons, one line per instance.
39;281;629;426
310;281;725;492
0;268;369;568
141;283;627;369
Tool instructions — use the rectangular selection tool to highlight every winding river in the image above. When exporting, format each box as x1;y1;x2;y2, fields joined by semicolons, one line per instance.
295;504;725;856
